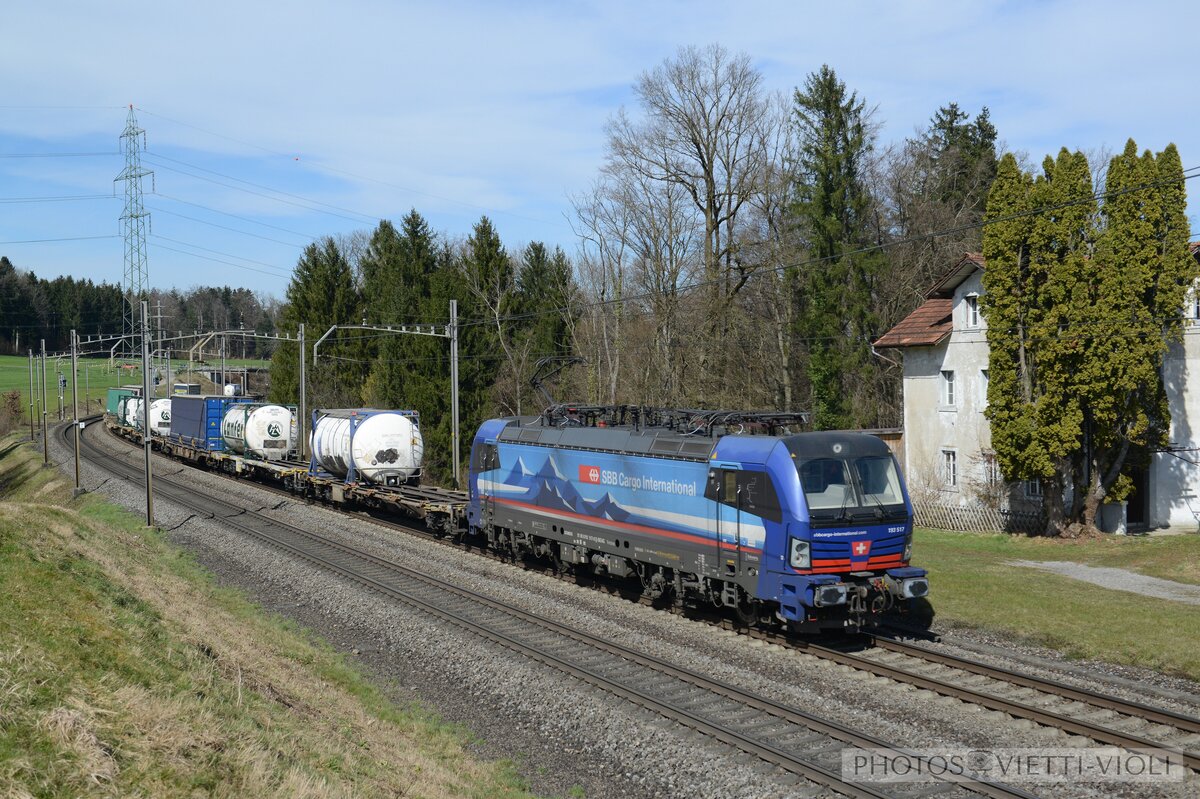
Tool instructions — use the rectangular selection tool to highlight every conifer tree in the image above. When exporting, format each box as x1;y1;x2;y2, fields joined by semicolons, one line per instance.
983;142;1195;533
269;237;362;407
1074;141;1198;526
790;64;882;428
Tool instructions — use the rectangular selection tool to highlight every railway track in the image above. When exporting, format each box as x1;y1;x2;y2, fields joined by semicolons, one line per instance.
784;634;1200;772
85;419;1200;782
68;418;1035;799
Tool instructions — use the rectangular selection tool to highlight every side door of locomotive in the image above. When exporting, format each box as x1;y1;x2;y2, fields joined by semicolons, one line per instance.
471;440;501;527
707;466;778;580
707;465;743;578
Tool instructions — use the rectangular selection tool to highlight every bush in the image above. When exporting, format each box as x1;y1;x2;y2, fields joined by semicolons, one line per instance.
0;390;21;435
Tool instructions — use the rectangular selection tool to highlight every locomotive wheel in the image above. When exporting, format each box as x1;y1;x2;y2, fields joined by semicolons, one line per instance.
733;596;760;628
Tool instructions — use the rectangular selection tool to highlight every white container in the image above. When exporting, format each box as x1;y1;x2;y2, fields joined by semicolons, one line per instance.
311;410;423;485
221;403;296;460
223;384;242;397
121;397;145;429
149;398;172;436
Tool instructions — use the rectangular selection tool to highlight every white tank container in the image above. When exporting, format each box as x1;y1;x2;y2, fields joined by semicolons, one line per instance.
221;403;296;460
149;398;172;436
223;383;242;397
121;397;145;429
311;410;423;485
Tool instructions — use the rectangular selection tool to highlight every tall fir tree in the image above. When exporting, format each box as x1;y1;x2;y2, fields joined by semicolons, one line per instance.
456;216;512;469
268;237;362;408
789;64;883;428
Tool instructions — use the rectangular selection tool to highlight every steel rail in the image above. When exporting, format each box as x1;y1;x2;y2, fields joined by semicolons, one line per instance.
867;634;1200;734
789;639;1200;772
69;418;1035;799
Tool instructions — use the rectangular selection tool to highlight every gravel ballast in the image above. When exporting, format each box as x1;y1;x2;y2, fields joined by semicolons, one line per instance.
46;423;1200;799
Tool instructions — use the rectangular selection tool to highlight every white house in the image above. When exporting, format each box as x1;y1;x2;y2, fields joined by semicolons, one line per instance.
875;246;1200;532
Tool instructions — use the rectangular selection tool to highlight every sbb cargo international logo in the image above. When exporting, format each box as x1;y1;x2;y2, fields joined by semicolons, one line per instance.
579;465;601;484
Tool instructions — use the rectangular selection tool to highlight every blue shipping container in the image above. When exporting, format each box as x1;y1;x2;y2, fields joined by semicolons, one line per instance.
168;395;255;451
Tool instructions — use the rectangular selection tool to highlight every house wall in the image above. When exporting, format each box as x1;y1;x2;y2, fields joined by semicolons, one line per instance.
901;271;995;506
1152;327;1200;531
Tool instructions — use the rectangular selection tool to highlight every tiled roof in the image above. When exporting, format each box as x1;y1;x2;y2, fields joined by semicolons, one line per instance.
873;298;953;348
926;252;985;298
1190;241;1199;256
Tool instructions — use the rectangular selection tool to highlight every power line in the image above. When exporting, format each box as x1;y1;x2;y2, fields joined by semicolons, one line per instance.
0;152;119;158
0;194;117;203
150;233;293;275
0;234;119;244
147;205;307;248
150;240;295;279
153;191;316;240
135;105;568;230
144;153;378;225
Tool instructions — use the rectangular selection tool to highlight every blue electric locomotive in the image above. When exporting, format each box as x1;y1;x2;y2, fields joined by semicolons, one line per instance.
467;410;929;631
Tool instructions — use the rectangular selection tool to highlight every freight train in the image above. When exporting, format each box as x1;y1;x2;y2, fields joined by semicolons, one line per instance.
102;391;928;631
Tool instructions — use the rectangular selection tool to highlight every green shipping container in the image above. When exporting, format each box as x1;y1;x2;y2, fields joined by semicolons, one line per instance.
105;386;140;415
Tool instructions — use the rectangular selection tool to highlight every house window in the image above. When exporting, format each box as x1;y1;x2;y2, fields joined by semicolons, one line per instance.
942;450;958;488
1024;479;1043;499
982;452;1000;484
941;370;956;406
980;369;989;406
964;294;980;328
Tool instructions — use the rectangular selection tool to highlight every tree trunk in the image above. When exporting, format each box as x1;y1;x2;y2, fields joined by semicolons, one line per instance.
1043;470;1066;535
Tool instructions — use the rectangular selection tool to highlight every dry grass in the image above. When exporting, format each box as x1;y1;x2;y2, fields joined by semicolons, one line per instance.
0;435;535;799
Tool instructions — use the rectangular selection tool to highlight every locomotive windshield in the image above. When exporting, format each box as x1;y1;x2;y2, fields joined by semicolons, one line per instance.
796;454;905;523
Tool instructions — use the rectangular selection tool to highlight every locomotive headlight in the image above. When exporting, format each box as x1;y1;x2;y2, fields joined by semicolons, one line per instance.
789;538;811;569
814;584;848;606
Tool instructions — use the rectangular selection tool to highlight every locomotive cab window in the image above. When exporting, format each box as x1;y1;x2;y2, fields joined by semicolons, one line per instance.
705;468;782;523
471;442;498;471
798;458;852;510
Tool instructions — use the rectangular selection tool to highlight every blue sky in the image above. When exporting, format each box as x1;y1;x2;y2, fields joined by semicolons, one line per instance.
2;0;1198;298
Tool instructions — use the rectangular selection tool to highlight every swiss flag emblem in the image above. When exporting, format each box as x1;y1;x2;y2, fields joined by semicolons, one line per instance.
579;465;601;484
851;540;872;558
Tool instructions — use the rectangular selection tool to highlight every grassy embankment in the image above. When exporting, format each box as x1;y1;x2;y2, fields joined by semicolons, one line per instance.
914;527;1200;681
0;435;536;798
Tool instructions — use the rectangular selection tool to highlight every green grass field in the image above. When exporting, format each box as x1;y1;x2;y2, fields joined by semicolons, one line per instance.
915;527;1200;680
0;354;272;418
